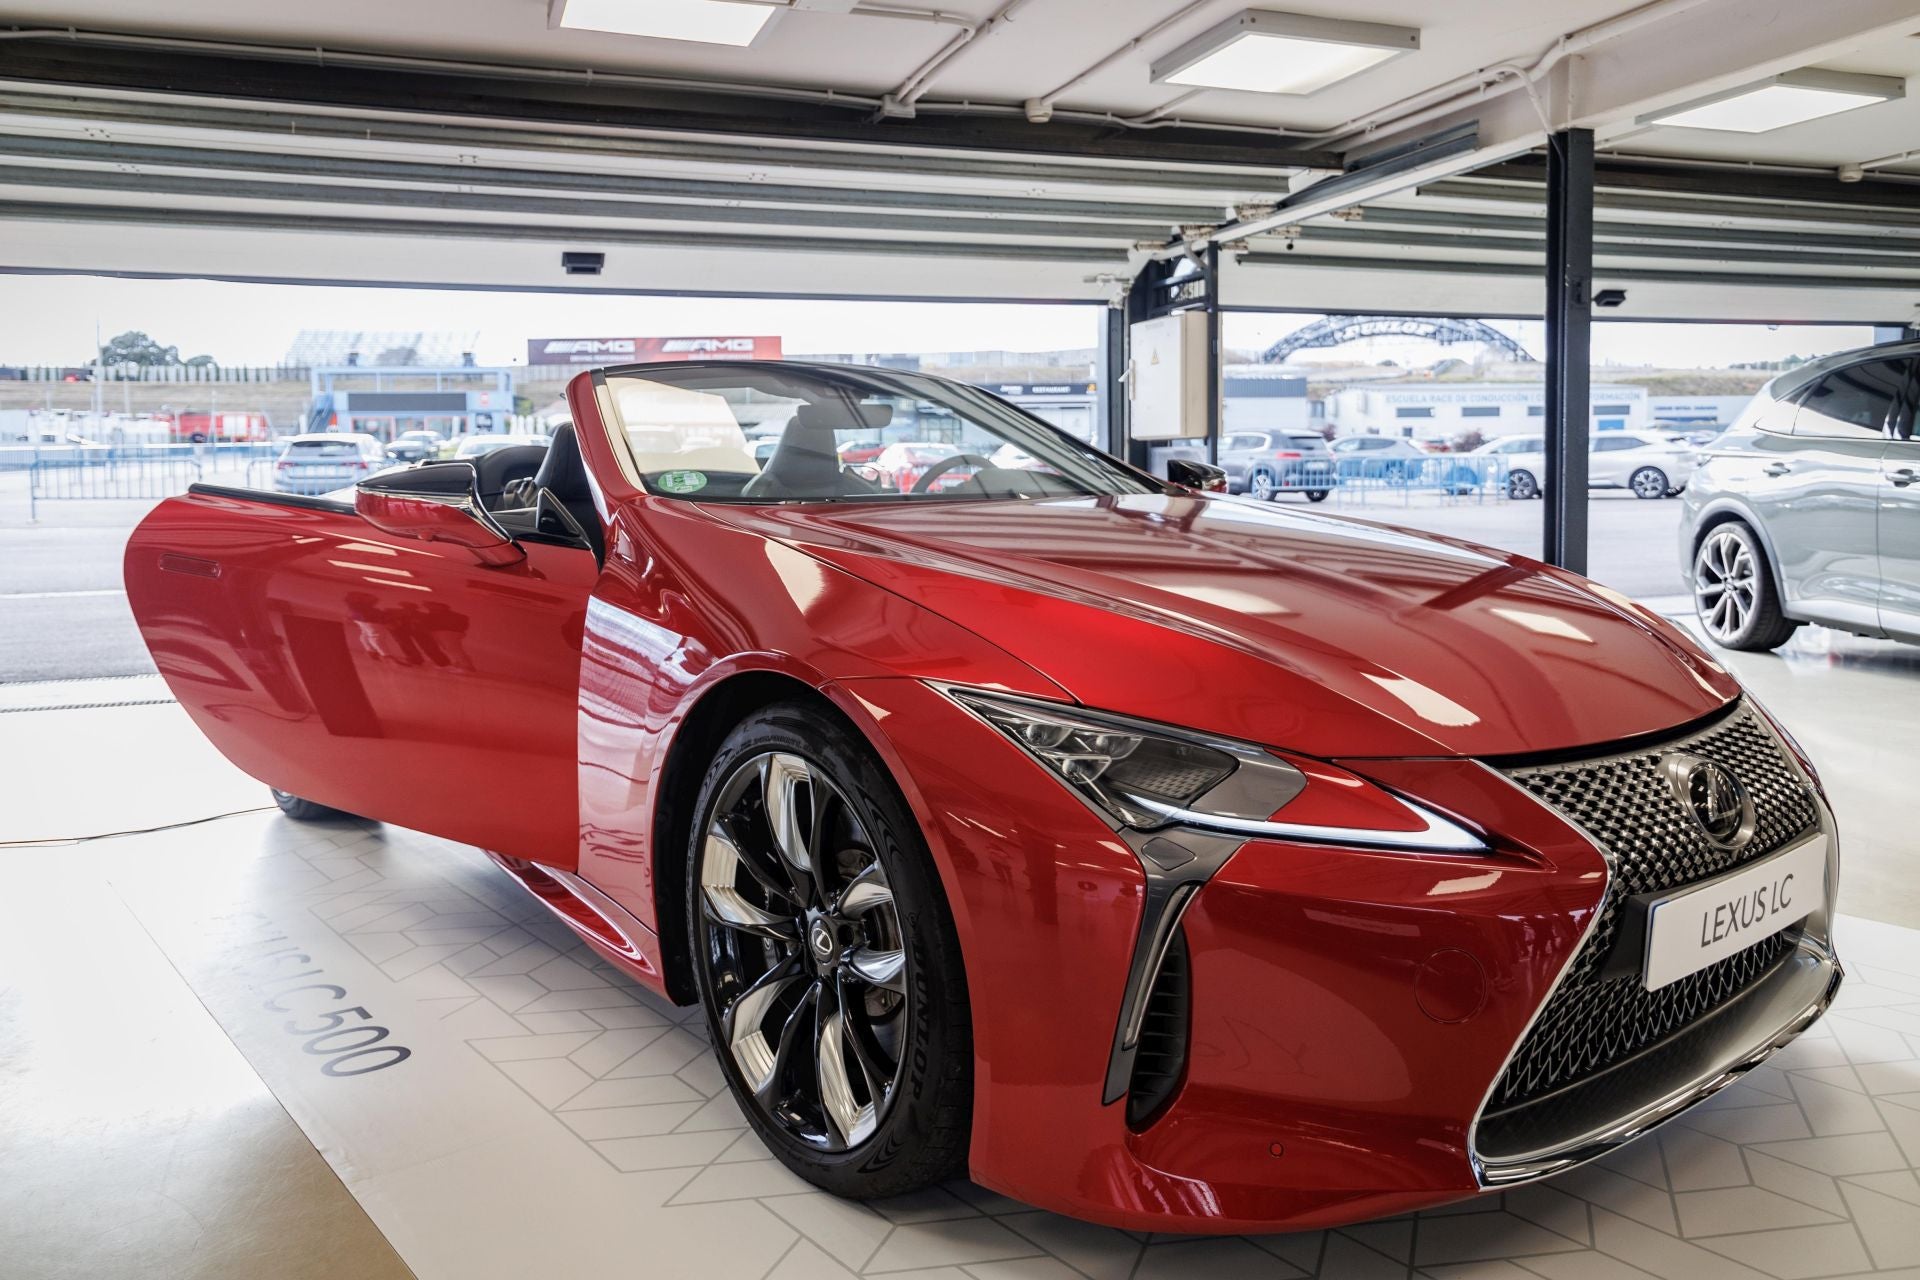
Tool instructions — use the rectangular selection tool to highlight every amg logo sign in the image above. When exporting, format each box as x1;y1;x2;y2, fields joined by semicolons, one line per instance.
527;335;784;366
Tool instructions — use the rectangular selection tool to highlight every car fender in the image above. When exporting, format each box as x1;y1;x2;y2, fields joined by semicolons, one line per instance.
574;496;1075;1000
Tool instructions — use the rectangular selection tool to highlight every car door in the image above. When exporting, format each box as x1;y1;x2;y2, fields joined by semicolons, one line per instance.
1764;355;1902;631
1589;435;1642;486
1877;367;1920;641
125;479;600;867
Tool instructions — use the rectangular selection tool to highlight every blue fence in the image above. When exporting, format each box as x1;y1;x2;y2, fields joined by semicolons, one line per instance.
1330;455;1511;505
19;443;280;518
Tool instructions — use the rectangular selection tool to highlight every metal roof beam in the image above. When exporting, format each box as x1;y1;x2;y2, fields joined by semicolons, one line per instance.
0;37;1337;170
0;134;1229;223
0;198;1129;264
0;164;1165;243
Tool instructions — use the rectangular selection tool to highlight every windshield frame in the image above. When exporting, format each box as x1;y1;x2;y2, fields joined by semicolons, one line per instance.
590;361;1163;506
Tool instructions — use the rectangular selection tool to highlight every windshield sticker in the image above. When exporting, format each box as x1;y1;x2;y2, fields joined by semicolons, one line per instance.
657;470;708;495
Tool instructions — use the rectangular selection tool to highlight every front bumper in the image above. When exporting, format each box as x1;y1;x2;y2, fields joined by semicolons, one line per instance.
833;679;1840;1232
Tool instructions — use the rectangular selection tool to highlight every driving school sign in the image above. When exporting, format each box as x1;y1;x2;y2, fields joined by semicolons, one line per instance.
527;336;784;366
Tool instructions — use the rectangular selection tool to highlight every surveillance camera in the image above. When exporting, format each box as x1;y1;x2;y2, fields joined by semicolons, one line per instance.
1592;287;1627;308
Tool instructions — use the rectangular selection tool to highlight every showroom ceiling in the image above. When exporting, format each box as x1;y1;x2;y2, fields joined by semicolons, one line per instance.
1;0;1918;318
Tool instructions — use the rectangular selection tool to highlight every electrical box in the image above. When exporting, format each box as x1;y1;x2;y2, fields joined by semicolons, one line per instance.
1127;311;1209;440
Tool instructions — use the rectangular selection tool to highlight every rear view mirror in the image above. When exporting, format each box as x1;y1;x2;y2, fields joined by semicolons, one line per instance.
356;463;524;567
1166;458;1228;493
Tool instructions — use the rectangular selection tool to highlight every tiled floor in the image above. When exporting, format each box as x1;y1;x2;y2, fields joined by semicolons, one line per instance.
13;808;1912;1280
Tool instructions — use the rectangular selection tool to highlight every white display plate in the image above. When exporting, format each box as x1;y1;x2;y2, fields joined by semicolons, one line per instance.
1644;834;1825;991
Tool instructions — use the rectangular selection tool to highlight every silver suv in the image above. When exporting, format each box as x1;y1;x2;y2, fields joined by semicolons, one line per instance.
1681;344;1920;650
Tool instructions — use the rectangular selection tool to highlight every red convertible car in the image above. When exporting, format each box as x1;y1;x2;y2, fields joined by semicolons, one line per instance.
125;361;1842;1232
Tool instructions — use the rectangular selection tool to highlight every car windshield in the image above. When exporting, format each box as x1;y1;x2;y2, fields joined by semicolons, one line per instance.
598;363;1154;503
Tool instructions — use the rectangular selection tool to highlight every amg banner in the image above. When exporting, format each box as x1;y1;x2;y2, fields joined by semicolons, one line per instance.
527;336;784;366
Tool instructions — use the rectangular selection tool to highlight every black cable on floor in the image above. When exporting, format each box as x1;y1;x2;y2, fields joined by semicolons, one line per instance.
0;805;276;848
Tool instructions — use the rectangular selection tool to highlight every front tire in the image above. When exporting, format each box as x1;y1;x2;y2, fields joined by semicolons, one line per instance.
687;701;971;1199
1630;466;1670;499
1693;522;1799;651
1247;467;1276;502
269;789;354;821
1507;469;1539;500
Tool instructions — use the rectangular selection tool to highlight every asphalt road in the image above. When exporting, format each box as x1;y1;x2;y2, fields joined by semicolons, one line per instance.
0;479;1690;684
1319;489;1688;603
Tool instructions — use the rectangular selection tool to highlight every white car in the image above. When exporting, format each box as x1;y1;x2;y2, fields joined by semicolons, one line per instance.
1467;434;1544;459
1504;430;1697;500
453;432;551;460
272;432;387;495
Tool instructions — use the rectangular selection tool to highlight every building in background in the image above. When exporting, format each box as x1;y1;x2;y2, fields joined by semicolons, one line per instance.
306;365;520;440
1322;382;1650;443
1222;368;1311;435
286;330;482;368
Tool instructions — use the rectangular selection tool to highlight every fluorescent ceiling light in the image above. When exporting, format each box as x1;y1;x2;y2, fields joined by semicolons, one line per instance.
550;0;777;46
1641;69;1904;133
1150;10;1418;96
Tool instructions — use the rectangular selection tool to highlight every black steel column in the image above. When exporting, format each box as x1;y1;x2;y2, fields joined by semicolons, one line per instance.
1543;128;1593;573
1203;243;1222;465
1098;304;1127;457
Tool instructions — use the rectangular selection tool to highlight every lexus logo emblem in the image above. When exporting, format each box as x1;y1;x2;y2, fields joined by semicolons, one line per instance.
808;920;836;962
1661;752;1756;851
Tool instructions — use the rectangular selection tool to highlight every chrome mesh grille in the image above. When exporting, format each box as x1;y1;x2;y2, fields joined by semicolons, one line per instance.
1493;704;1818;1110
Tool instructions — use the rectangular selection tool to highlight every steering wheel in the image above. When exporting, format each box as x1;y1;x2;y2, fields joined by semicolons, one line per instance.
911;453;997;494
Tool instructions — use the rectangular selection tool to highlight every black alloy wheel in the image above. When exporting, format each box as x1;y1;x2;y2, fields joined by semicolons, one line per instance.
688;702;971;1197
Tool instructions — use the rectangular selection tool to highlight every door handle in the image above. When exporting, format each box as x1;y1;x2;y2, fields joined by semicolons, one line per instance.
1763;462;1792;477
1892;468;1918;488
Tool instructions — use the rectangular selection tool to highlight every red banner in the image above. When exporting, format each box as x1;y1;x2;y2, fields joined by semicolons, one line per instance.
527;336;783;366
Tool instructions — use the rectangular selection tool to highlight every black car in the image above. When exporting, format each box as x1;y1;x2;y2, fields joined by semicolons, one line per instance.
386;430;445;463
1220;429;1336;502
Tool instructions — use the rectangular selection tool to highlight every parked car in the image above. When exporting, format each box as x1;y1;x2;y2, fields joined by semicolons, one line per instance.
1220;430;1335;502
873;440;974;492
837;438;887;464
271;432;385;495
1681;344;1920;650
125;360;1841;1233
1328;434;1430;481
1504;430;1698;500
386;429;445;463
453;432;551;460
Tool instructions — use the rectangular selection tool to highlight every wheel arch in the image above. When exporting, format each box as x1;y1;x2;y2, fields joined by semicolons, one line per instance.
648;669;844;1004
1688;499;1789;607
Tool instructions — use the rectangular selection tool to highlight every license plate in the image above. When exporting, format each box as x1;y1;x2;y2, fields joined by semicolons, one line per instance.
1643;835;1825;991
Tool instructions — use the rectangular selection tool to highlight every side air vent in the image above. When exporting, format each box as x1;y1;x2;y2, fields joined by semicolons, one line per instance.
1126;928;1191;1128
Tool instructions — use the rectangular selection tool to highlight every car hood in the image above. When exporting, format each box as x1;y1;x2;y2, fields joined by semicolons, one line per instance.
705;493;1738;758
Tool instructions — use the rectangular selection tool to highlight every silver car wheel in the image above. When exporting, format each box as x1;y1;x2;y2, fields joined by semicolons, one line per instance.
1248;469;1276;501
698;751;908;1153
1695;527;1758;642
1630;466;1669;499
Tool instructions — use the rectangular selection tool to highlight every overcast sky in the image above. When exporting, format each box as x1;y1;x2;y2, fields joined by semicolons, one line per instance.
0;274;1880;370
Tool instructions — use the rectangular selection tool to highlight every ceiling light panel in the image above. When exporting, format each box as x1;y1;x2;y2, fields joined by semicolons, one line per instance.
1151;11;1419;97
1642;69;1904;133
550;0;778;46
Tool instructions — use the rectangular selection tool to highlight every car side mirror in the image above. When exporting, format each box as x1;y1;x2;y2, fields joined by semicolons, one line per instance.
355;462;524;567
1166;458;1228;493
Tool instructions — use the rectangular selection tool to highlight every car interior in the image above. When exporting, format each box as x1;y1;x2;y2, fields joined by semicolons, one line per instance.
474;424;607;560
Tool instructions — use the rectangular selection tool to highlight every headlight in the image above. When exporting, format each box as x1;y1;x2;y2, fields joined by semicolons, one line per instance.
942;686;1486;852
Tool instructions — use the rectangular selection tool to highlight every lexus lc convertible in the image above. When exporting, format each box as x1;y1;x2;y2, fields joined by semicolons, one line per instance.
125;361;1842;1232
